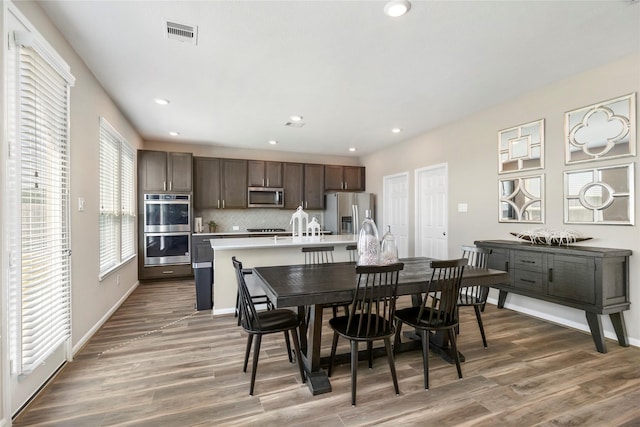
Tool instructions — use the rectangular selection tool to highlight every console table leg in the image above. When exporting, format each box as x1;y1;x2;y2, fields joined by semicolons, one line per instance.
609;312;629;347
585;312;607;354
497;290;508;309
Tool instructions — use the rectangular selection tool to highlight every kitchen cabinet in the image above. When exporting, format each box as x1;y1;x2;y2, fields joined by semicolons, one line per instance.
304;163;325;210
283;162;304;209
475;240;631;353
248;160;283;187
139;264;193;281
282;162;325;210
139;150;192;193
194;157;247;209
324;165;365;191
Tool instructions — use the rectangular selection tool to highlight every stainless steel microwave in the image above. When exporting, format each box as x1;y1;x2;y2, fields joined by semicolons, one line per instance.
247;187;284;208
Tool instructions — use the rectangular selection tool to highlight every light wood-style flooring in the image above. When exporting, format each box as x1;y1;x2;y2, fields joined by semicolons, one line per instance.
13;280;640;426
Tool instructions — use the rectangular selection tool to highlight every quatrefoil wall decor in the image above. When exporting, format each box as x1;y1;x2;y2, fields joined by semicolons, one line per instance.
565;93;636;164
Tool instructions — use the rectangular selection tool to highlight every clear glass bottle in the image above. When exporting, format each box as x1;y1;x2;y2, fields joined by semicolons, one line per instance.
380;225;398;264
357;210;380;265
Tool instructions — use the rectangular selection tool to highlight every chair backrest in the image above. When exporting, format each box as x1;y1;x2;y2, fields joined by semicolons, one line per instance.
346;244;357;262
344;263;404;337
461;245;491;269
302;245;335;265
232;256;261;332
416;258;466;325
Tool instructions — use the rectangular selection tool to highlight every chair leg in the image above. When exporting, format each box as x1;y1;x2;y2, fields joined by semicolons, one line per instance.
367;342;373;369
448;328;463;380
282;331;292;362
328;331;339;377
421;329;429;390
394;320;403;349
236;291;242;326
474;305;488;349
243;334;253;372
290;327;306;384
384;337;400;396
249;334;262;396
350;340;358;406
332;305;338;318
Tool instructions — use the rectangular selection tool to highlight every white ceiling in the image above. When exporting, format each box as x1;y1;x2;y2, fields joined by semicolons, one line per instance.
38;0;640;157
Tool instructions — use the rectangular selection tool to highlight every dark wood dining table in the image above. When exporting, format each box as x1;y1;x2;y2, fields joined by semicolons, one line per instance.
253;257;509;395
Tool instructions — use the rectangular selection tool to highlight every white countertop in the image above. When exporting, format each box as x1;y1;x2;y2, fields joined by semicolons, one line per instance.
210;234;357;250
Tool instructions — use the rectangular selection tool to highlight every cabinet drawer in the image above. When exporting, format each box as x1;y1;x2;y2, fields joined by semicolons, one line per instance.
512;269;545;293
141;264;193;280
511;251;545;272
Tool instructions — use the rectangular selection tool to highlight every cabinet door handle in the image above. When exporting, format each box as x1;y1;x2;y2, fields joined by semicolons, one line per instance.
520;278;536;284
162;270;174;274
169;181;172;191
217;200;220;209
521;259;536;264
222;200;225;209
163;181;167;191
505;261;509;271
548;268;553;282
262;178;265;186
266;178;269;187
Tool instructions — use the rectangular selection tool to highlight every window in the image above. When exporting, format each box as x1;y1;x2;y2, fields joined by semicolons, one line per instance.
7;31;75;374
99;117;135;277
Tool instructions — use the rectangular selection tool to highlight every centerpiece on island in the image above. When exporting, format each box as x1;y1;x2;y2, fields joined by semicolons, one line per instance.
511;229;591;246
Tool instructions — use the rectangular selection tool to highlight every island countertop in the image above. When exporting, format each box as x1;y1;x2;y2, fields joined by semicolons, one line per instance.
210;234;357;251
210;234;357;315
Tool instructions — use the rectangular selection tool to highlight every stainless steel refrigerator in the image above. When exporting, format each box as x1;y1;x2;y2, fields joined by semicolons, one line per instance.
323;192;375;235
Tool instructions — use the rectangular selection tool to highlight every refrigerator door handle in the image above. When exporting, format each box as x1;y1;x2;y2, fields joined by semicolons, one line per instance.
353;204;359;235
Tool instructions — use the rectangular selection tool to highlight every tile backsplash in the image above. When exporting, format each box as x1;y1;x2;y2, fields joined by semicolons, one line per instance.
195;208;324;232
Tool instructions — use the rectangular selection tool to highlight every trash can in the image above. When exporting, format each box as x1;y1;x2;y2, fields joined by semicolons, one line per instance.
192;262;213;310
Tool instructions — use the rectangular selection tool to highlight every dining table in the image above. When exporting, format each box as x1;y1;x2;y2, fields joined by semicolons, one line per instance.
253;257;510;395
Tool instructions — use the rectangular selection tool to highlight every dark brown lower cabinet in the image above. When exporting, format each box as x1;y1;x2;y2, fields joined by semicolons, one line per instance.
475;240;631;353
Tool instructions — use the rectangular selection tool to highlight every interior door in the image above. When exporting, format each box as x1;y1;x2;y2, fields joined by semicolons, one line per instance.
383;172;409;258
415;163;448;259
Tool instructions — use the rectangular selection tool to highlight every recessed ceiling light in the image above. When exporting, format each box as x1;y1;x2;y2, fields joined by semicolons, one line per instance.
268;140;278;145
169;131;180;136
349;147;357;152
154;98;170;105
290;115;303;122
384;0;411;17
392;128;402;133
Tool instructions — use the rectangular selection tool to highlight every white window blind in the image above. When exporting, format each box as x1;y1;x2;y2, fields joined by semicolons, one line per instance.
99;117;135;277
8;33;74;375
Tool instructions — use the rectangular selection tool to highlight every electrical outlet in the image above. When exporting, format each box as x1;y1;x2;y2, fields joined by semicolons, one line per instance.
116;274;121;286
233;226;239;230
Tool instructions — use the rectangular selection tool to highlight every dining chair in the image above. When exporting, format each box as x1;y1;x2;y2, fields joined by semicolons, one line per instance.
302;245;335;264
327;262;405;406
458;245;492;348
232;257;306;395
394;258;466;390
234;270;273;326
346;244;357;262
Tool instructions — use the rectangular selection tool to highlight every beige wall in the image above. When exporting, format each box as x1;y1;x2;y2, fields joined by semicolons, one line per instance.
8;1;144;356
363;53;640;347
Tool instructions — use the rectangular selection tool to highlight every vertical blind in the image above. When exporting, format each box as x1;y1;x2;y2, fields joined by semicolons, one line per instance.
99;117;135;277
8;33;74;374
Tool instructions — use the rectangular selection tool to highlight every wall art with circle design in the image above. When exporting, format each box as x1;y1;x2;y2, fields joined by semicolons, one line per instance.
564;163;634;225
564;93;636;164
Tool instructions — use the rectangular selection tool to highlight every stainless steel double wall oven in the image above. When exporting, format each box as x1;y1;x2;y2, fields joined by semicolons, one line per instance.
143;194;191;266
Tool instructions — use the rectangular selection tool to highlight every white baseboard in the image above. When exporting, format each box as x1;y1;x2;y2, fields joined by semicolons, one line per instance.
72;281;140;356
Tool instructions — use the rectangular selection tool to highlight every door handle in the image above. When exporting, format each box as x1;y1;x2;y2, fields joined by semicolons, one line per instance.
443;232;446;236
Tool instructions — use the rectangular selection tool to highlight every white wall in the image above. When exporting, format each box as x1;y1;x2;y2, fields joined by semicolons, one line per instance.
363;53;640;347
4;0;143;383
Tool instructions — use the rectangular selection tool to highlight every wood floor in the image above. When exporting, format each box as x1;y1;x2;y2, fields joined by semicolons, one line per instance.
13;279;640;426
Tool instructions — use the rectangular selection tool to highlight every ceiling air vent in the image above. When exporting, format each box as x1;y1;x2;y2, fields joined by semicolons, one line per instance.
285;121;306;128
165;20;198;45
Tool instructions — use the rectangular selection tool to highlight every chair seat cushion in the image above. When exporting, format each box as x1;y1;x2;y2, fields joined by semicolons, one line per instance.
246;309;300;333
329;314;394;339
395;306;457;329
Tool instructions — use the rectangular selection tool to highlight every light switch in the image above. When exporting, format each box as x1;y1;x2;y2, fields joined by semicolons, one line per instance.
457;203;468;213
78;197;85;211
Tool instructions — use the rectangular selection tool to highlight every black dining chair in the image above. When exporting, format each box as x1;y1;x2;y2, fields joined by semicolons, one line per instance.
346;244;357;262
302;245;335;264
234;271;273;326
232;256;306;395
328;262;404;406
394;258;466;390
459;245;492;348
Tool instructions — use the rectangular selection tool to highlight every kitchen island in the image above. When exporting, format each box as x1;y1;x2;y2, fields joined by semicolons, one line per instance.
210;234;357;315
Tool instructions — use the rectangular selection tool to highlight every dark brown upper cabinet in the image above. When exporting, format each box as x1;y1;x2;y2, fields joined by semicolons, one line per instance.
194;157;247;209
248;160;283;188
324;165;365;191
139;150;192;193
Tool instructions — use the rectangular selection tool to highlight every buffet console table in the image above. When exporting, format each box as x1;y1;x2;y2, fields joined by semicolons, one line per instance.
475;240;631;353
